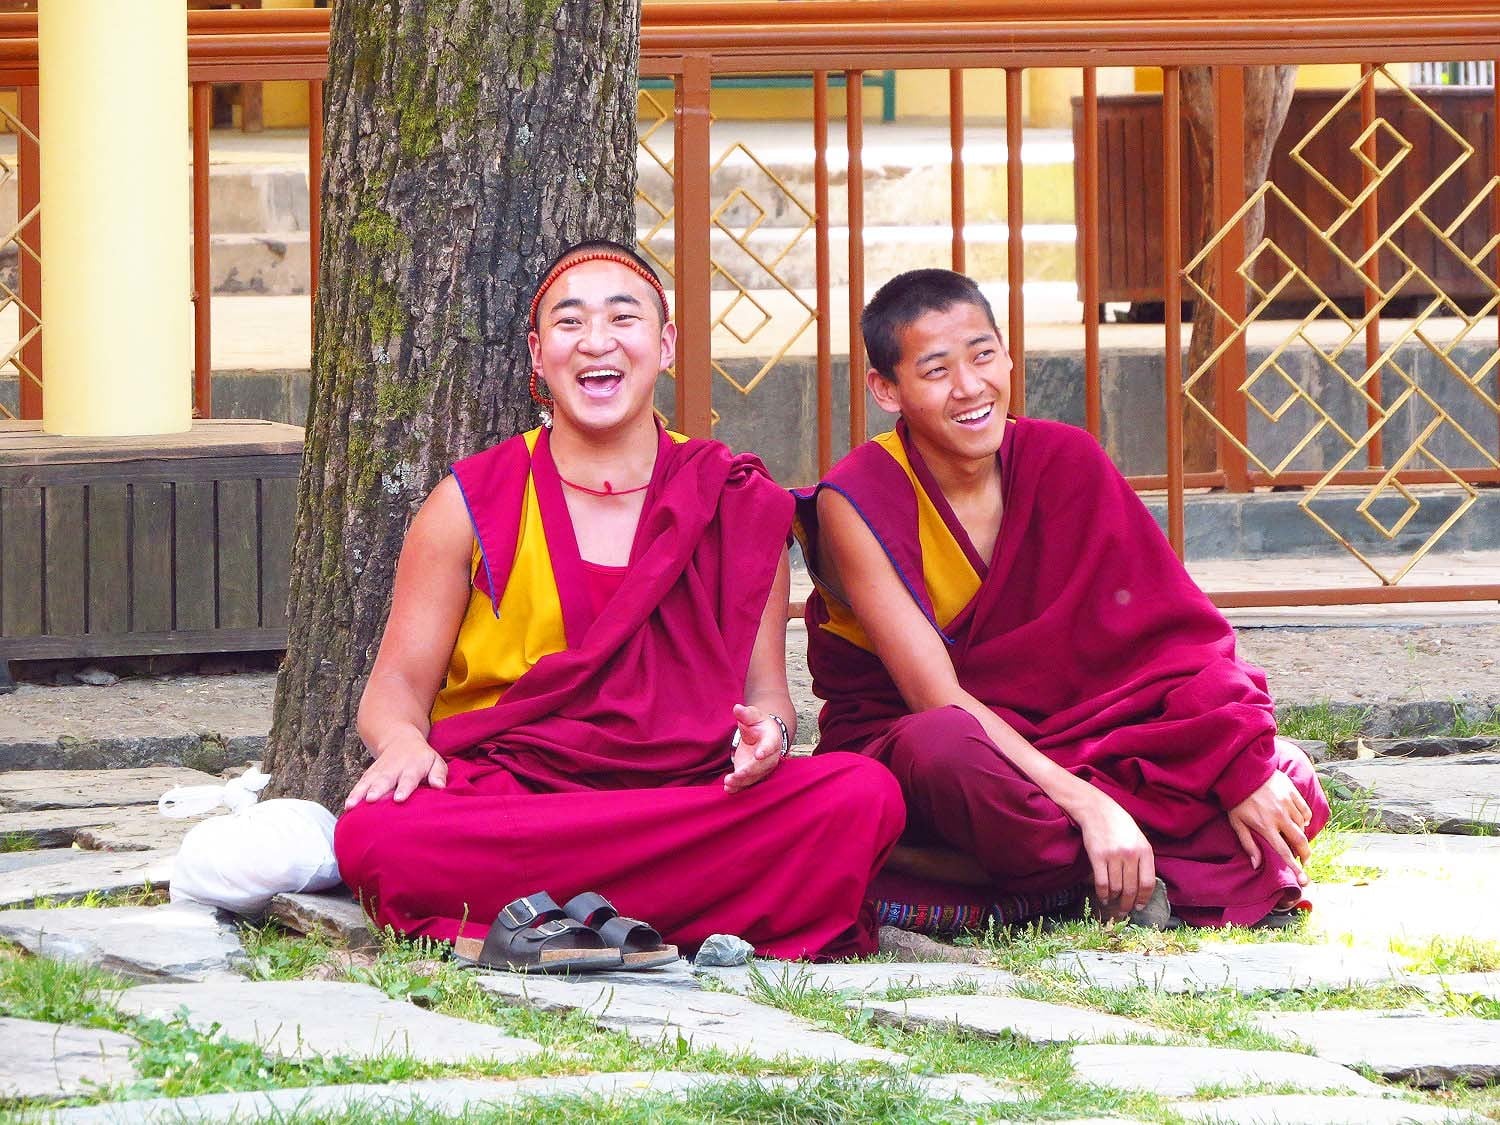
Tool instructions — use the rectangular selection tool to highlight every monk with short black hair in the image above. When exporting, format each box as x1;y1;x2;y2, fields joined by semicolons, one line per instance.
335;240;903;967
797;267;1327;929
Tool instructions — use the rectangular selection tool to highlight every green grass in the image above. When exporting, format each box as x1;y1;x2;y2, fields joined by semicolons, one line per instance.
1392;936;1500;975
0;832;39;853
1277;702;1369;745
1449;707;1500;739
8;884;170;912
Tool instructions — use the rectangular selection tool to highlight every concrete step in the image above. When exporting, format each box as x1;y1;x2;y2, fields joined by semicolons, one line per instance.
648;224;1075;291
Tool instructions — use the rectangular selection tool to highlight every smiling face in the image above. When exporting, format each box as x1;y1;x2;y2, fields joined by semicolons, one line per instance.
527;257;676;437
868;299;1012;468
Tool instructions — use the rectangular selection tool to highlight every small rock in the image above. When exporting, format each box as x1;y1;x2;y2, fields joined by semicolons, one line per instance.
268;890;376;950
694;932;754;967
1321;754;1500;835
0;1017;138;1099
878;926;990;964
74;666;121;687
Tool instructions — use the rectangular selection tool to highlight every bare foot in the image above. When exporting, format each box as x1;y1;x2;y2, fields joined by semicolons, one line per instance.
877;926;989;964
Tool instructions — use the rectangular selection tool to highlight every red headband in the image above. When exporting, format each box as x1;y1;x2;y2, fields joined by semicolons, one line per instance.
528;251;671;330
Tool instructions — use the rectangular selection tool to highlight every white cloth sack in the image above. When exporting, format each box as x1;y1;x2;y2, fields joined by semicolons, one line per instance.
164;770;341;914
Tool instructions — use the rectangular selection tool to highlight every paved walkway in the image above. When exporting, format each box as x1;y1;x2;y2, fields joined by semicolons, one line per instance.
2;765;1498;1120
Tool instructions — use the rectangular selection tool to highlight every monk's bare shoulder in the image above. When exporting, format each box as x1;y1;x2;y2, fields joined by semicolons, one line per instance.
400;475;474;573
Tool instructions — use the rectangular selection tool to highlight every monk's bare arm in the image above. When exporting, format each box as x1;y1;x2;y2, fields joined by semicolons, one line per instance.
816;488;1156;912
726;550;797;794
346;476;473;807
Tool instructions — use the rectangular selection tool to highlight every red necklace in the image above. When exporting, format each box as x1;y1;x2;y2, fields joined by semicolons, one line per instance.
558;475;650;498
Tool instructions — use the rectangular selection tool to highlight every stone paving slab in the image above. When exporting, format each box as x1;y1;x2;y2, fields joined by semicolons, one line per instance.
1333;833;1500;873
266;890;376;950
1407;972;1500;1001
1323;754;1500;834
1174;1094;1479;1124
43;1069;1023;1124
0;1016;138;1100
1068;1044;1386;1098
476;970;901;1063
0;767;221;812
1253;1009;1500;1086
697;959;1018;996
0;848;173;907
0;806;150;848
1306;878;1500;947
113;979;542;1064
854;994;1174;1044
1046;944;1410;995
0;901;243;982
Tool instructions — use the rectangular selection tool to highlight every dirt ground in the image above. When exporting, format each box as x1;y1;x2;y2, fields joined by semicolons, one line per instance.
3;620;1497;749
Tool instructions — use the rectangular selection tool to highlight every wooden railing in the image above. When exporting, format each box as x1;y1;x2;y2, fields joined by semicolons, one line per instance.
2;3;1498;607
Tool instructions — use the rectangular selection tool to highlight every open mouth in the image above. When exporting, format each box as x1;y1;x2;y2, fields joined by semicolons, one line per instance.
577;368;624;398
953;404;993;427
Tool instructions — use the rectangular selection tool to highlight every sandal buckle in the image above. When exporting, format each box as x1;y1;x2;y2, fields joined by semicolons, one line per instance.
533;919;570;939
500;897;541;928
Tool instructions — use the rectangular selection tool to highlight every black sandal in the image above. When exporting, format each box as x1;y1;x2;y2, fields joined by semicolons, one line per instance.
562;891;680;970
452;892;623;973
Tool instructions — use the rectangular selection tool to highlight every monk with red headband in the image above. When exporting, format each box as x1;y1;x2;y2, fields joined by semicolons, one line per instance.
334;240;903;971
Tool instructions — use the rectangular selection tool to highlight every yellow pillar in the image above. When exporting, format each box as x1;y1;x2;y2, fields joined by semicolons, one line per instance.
39;0;190;435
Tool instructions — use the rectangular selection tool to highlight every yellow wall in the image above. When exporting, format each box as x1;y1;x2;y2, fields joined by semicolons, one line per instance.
1134;64;1415;92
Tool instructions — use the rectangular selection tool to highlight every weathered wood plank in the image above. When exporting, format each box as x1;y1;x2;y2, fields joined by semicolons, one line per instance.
0;455;302;489
131;482;175;634
43;484;87;636
260;476;296;629
0;486;43;636
86;482;130;635
0;627;286;660
0;419;304;462
216;479;260;629
173;480;216;632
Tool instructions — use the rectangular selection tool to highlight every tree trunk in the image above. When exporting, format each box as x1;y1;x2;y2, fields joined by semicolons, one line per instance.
264;0;641;807
1180;65;1297;473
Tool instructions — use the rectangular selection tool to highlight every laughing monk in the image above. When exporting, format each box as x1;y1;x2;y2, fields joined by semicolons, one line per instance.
334;240;903;963
796;269;1328;929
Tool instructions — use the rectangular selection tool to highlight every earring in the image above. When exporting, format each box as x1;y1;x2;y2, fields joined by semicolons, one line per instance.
529;369;554;428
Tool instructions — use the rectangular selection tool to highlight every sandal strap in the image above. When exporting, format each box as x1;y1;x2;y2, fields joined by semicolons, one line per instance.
562;891;619;929
595;913;664;953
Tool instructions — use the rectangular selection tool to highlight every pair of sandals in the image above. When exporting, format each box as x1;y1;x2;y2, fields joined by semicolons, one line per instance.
452;891;679;973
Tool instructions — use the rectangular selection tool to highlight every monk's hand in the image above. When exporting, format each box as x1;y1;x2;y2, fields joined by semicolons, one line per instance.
344;734;448;808
1075;793;1157;920
1228;771;1313;885
724;703;782;795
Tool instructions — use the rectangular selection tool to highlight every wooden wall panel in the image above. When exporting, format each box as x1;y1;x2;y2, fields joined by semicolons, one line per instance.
216;479;261;630
0;487;43;636
86;483;130;635
131;482;175;634
43;485;87;636
173;480;217;632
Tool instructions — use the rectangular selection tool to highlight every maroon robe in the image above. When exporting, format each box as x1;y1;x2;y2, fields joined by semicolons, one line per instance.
336;428;904;959
798;417;1328;927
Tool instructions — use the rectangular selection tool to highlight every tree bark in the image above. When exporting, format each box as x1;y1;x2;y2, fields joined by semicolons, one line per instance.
264;0;641;807
1180;65;1297;473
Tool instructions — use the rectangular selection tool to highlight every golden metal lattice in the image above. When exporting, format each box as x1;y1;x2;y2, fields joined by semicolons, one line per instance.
635;97;820;416
1183;65;1500;585
0;98;40;422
